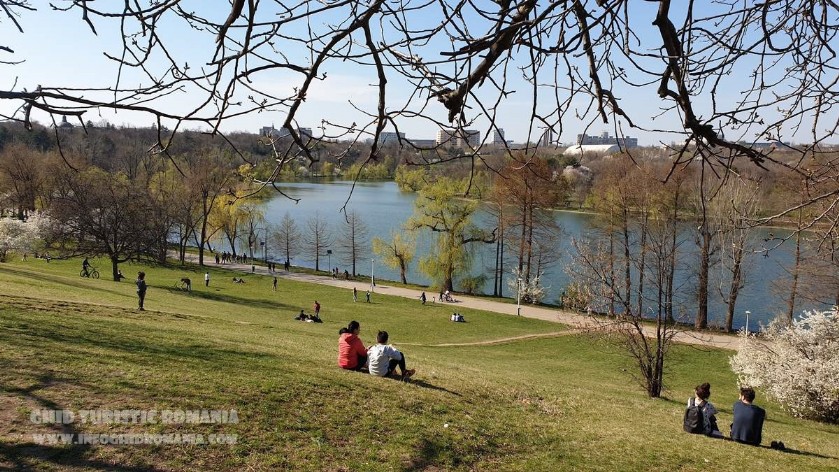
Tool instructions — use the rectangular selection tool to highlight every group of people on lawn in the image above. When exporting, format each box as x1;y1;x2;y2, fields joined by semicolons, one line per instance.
687;382;769;447
337;321;415;381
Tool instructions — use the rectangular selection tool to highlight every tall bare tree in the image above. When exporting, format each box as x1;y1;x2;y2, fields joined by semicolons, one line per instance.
303;213;334;272
339;210;369;276
2;2;837;230
49;166;159;280
271;212;301;267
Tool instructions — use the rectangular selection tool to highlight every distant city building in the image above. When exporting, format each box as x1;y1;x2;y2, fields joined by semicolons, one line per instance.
577;132;638;148
460;129;480;148
57;115;74;130
540;128;555;147
408;138;437;149
435;128;479;148
436;128;457;146
377;131;405;145
738;140;787;150
260;125;312;140
492;128;506;145
563;144;621;156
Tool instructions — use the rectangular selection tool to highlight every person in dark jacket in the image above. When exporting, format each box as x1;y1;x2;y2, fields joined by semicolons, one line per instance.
136;271;148;311
731;387;766;446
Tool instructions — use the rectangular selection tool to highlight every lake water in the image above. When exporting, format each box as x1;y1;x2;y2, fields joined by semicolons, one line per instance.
257;180;819;330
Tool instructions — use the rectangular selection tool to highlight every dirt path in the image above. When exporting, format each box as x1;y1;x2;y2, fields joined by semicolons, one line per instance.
400;330;580;347
179;253;743;350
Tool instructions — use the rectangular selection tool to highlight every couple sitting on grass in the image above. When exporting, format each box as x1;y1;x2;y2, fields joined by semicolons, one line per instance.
685;382;766;446
337;320;415;381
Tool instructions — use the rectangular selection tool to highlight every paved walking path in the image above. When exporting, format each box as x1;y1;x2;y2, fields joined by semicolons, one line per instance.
181;254;744;350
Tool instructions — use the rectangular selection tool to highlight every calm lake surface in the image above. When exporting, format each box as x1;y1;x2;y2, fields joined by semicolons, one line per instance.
259;180;819;330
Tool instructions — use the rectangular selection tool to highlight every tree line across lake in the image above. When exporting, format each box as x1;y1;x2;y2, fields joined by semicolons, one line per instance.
0;122;836;334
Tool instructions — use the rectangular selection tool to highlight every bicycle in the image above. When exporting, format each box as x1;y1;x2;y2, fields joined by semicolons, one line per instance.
80;267;100;279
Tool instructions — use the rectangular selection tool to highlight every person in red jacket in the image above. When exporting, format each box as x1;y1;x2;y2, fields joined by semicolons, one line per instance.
337;320;367;371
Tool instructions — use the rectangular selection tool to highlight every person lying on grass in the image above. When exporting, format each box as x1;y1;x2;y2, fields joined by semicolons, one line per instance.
367;331;415;381
338;321;367;371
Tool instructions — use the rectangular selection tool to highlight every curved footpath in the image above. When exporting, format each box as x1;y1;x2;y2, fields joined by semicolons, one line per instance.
179;254;743;350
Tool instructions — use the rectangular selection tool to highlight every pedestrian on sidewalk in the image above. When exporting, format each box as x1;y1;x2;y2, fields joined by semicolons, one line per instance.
204;272;210;287
420;292;426;305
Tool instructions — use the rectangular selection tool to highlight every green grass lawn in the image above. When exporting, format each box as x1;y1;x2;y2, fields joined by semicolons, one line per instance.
1;257;837;471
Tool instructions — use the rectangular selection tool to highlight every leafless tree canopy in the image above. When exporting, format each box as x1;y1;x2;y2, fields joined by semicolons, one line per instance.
1;1;838;208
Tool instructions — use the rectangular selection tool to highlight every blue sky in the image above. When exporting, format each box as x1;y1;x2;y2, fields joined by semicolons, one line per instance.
1;2;833;146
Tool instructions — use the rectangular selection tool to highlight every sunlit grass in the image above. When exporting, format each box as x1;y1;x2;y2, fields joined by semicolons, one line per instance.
1;257;837;471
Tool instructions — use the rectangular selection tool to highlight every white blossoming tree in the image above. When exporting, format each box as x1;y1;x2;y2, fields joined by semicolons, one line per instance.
0;214;50;262
508;268;547;305
730;309;839;424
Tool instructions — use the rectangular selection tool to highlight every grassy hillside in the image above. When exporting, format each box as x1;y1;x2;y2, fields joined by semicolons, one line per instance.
1;258;837;471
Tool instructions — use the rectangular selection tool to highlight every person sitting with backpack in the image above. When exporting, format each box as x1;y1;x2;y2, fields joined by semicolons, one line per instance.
684;382;723;438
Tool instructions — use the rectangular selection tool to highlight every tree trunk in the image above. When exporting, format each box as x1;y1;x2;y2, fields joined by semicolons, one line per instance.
724;243;744;332
637;213;648;317
622;206;632;316
111;255;120;281
696;226;710;329
786;211;802;324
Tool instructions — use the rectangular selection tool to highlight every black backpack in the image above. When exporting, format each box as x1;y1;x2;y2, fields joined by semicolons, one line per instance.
683;398;705;434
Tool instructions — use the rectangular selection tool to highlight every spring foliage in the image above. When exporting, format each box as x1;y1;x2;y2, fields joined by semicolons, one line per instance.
730;309;839;424
0;213;51;262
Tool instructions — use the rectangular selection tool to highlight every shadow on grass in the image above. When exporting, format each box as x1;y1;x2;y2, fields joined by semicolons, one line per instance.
760;445;837;460
0;265;133;299
0;298;284;369
409;379;462;397
178;288;295;311
0;373;164;472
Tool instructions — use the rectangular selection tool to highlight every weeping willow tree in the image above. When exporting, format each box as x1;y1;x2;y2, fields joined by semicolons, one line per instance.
406;177;495;292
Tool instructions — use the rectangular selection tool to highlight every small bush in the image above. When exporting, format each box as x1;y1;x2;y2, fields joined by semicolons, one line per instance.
730;309;839;424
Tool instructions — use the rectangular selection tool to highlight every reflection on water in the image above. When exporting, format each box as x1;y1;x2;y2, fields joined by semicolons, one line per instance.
254;180;822;330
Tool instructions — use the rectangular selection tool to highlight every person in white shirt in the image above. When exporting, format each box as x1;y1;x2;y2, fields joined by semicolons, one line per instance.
367;331;415;380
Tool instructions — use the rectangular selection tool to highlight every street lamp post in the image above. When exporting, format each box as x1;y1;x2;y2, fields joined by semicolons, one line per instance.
371;258;375;291
326;249;332;273
745;310;751;334
261;241;266;264
516;277;522;316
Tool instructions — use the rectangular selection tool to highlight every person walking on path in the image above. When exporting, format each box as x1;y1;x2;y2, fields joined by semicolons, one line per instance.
420;292;427;305
136;272;148;311
314;301;321;317
204;272;210;287
353;287;358;302
273;276;278;291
